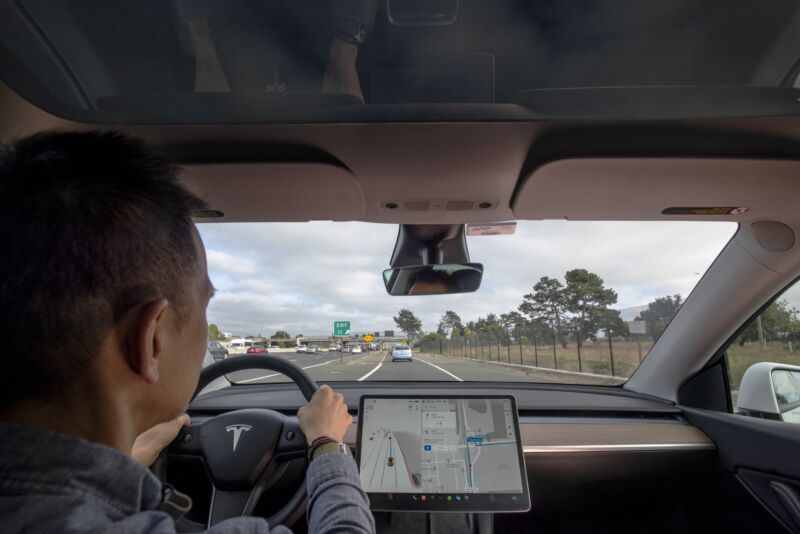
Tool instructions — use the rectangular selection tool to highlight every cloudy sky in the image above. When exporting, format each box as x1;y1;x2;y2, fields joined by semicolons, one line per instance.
197;221;738;337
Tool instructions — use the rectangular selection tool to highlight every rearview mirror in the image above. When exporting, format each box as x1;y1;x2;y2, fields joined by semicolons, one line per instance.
382;263;483;296
736;362;800;423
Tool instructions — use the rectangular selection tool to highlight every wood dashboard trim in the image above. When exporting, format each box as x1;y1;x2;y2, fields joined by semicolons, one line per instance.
345;421;714;452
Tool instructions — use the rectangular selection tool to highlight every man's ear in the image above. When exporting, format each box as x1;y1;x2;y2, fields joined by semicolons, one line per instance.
125;299;170;384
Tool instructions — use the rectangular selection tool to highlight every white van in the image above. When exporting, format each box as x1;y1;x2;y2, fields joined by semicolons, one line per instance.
229;338;254;354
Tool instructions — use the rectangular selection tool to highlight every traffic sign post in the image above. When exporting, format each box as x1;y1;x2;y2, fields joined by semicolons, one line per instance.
333;321;351;337
627;321;647;361
334;321;351;363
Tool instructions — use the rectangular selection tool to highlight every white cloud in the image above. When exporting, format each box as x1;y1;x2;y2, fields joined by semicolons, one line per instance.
206;249;259;277
197;221;737;336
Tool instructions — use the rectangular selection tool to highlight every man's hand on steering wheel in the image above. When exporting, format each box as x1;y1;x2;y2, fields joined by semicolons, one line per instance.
132;414;190;467
297;385;352;446
133;384;354;467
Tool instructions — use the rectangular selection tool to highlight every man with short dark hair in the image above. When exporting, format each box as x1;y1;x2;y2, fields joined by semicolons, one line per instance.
0;131;374;533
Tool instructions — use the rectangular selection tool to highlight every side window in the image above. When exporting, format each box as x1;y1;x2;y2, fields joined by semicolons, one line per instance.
728;282;800;424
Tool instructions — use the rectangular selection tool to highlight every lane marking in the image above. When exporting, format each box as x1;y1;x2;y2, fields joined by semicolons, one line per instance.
237;360;332;383
300;360;333;370
416;357;464;381
357;353;387;381
237;372;280;383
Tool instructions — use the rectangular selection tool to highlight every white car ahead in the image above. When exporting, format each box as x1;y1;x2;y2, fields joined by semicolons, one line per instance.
391;345;413;362
350;346;363;354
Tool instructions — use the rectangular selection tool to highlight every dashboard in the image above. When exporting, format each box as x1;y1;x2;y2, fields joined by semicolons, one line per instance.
175;382;718;530
190;382;714;453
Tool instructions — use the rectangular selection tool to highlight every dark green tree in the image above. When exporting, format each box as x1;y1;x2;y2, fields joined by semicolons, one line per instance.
519;276;568;365
737;300;800;345
469;314;508;343
635;294;683;342
208;324;224;341
563;269;618;369
500;311;528;340
437;311;464;338
271;330;291;340
394;309;423;337
600;308;629;338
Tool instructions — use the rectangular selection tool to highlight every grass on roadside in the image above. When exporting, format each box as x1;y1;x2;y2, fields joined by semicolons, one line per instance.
438;339;800;386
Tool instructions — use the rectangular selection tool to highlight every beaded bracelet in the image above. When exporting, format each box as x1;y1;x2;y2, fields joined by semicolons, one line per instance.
309;435;336;449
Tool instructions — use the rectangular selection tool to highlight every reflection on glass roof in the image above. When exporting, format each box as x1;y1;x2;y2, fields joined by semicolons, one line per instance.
2;1;800;122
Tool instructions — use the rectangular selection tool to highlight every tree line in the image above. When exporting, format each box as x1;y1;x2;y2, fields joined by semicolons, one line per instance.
393;268;693;360
214;265;763;358
736;299;800;345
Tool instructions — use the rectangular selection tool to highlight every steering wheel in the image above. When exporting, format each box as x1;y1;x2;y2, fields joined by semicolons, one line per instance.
167;356;319;527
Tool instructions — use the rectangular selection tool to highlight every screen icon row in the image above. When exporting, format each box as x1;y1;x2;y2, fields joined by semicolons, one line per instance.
408;495;469;502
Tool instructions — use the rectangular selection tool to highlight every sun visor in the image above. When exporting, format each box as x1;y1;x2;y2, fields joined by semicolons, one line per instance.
182;163;365;222
512;158;800;222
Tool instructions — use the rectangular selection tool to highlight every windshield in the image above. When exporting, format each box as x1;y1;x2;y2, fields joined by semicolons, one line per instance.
199;220;736;385
3;1;800;122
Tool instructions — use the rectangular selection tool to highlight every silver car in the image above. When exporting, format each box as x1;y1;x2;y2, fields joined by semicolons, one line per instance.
390;344;412;362
208;341;228;361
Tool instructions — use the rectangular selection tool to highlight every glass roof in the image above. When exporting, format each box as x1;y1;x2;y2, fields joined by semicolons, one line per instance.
3;0;800;123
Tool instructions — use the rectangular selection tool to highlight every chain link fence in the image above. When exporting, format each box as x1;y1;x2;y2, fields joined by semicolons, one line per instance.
419;333;654;379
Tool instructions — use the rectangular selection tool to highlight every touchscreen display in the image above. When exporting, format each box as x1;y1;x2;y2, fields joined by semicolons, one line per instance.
357;396;530;512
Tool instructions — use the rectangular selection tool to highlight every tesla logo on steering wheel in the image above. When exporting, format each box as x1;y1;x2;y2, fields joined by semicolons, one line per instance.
225;424;252;452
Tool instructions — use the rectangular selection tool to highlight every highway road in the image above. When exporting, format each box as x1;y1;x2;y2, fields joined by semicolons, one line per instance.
223;349;623;386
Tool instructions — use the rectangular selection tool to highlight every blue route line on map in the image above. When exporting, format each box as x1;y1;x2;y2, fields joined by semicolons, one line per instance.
475;440;516;447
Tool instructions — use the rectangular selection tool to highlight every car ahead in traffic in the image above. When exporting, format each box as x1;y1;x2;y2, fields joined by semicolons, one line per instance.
306;345;320;354
350;345;363;354
390;345;412;362
228;338;253;354
328;345;340;351
295;345;307;353
207;341;228;361
246;345;268;355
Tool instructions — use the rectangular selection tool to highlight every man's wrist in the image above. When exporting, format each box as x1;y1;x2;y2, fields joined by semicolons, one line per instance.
330;38;359;60
311;441;350;461
308;434;338;447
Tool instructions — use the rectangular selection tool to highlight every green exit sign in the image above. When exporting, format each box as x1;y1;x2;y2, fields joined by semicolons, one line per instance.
333;321;351;337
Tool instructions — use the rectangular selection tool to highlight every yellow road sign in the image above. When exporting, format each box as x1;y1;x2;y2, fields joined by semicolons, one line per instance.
364;334;374;342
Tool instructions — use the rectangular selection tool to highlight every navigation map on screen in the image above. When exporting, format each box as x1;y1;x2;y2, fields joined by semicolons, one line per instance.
359;398;524;495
